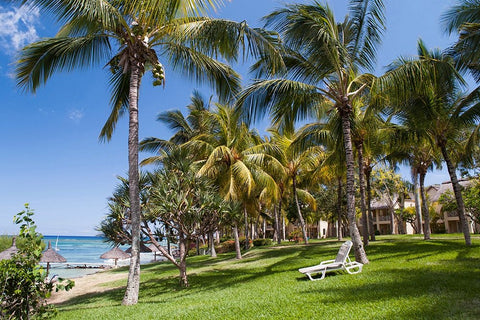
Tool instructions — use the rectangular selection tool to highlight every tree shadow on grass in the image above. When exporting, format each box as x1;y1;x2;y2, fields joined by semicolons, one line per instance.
300;262;480;319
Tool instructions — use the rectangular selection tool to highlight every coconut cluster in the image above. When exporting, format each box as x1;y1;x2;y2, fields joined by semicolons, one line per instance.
152;63;165;86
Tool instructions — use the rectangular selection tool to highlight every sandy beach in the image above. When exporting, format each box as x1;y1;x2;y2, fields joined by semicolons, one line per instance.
48;270;128;304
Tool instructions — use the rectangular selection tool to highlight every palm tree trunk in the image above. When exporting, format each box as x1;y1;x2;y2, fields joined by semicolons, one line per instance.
292;175;308;244
275;202;282;244
440;146;472;246
123;65;142;306
357;143;369;246
341;108;368;264
233;223;242;259
419;171;431;240
412;168;423;234
209;231;217;258
243;206;249;250
365;168;376;241
337;177;343;241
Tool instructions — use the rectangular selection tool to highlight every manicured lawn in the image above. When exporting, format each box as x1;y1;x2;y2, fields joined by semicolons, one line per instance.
54;234;480;319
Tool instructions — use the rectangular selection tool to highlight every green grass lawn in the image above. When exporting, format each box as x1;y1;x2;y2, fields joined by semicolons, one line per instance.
53;234;480;320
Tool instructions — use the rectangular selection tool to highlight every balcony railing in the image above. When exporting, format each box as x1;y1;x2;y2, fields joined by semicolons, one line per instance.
447;211;458;218
378;215;391;221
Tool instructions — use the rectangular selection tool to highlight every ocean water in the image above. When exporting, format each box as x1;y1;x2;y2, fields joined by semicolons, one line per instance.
42;236;163;279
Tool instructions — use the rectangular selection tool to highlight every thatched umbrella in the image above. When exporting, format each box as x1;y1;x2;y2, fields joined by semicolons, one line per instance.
0;237;18;260
148;244;161;261
40;241;67;276
125;242;152;254
100;246;130;267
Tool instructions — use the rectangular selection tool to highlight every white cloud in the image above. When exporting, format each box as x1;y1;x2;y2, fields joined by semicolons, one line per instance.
0;5;40;54
68;109;85;122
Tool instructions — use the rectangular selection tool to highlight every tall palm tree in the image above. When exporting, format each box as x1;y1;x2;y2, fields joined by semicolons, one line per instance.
379;40;480;246
15;0;282;304
237;1;386;263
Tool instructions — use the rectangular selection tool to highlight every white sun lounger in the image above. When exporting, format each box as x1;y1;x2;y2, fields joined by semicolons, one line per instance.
298;240;363;281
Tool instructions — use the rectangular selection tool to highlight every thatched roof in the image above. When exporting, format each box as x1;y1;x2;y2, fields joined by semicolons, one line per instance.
40;241;67;263
125;243;152;253
0;237;18;260
100;247;130;260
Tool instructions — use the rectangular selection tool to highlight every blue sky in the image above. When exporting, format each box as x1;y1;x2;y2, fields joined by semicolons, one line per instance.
0;0;461;236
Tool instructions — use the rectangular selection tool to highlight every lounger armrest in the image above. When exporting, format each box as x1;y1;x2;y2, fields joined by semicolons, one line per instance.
319;259;335;265
344;261;363;274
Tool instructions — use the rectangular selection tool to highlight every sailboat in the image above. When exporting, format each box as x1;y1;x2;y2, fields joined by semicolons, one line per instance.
55;235;60;251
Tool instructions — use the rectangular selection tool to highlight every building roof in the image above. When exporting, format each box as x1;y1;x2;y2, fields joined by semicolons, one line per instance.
426;179;471;202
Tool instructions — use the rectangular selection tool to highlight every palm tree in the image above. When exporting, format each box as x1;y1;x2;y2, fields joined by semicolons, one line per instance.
15;0;282;304
140;90;214;166
388;126;442;239
266;127;319;244
443;1;480;82
237;1;386;263
379;40;480;246
191;104;278;257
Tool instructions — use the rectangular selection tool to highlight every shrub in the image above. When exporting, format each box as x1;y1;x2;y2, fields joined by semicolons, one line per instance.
287;230;303;243
0;204;74;319
216;240;236;253
252;238;272;247
239;237;252;249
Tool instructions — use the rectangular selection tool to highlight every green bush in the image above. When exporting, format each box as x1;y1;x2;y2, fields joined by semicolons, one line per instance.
216;240;236;253
0;204;74;319
252;238;272;247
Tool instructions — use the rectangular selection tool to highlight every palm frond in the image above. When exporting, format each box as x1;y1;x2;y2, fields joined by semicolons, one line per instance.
348;0;385;71
236;79;323;125
164;42;241;102
99;66;130;141
16;35;111;93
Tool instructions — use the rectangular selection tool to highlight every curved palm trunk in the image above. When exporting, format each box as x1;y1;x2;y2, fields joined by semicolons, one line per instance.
440;146;472;246
337;177;343;241
365;168;376;241
341;108;368;264
123;66;142;306
233;223;242;259
292;175;308;244
419;172;431;240
357;143;369;246
412;168;423;234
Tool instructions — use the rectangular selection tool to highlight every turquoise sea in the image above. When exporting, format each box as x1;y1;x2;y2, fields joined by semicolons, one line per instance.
42;236;162;279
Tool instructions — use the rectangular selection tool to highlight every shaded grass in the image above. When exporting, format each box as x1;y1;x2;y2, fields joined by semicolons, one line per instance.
53;234;480;319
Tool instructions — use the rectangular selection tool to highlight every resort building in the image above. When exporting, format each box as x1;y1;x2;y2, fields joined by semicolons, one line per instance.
357;196;416;236
426;180;479;234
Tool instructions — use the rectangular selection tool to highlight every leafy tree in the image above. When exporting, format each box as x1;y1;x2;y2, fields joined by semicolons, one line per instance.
147;163;228;287
439;178;480;230
237;0;387;263
16;0;281;304
371;168;408;234
0;204;73;319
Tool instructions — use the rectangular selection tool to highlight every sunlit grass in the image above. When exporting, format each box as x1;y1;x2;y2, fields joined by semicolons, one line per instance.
53;234;480;320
